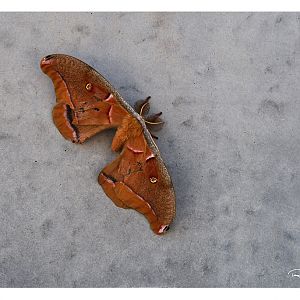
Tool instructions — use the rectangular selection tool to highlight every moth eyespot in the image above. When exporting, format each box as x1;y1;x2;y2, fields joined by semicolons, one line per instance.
149;177;157;184
86;83;92;90
163;225;170;232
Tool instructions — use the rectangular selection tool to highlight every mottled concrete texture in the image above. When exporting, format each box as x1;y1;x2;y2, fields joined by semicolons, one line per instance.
0;12;300;287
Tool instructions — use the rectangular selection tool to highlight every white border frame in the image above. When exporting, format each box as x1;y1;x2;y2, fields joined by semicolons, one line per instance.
1;0;300;12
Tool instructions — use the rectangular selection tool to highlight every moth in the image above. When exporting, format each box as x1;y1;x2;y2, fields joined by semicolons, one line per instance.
40;54;176;234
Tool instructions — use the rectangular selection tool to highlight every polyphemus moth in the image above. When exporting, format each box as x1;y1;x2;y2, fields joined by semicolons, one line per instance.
40;54;175;234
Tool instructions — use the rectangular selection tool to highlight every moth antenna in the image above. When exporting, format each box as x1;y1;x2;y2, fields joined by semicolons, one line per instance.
139;97;151;116
145;120;164;125
145;112;163;122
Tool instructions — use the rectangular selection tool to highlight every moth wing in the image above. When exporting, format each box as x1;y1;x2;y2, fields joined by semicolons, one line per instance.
40;54;126;143
98;133;175;234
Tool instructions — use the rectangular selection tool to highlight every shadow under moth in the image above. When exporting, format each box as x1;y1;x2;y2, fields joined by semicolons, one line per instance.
40;54;176;235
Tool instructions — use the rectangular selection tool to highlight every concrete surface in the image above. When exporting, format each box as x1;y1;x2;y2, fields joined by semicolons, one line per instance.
0;12;300;287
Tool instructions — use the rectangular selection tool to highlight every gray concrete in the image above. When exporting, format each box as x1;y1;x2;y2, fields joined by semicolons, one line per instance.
0;12;300;287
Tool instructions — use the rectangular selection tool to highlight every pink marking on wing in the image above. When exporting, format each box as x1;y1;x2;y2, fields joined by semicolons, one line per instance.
104;176;116;186
146;153;155;161
127;144;144;153
158;225;170;234
104;93;115;103
107;105;112;124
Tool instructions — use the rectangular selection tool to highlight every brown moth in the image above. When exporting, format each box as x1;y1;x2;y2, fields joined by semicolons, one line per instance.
40;54;176;234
